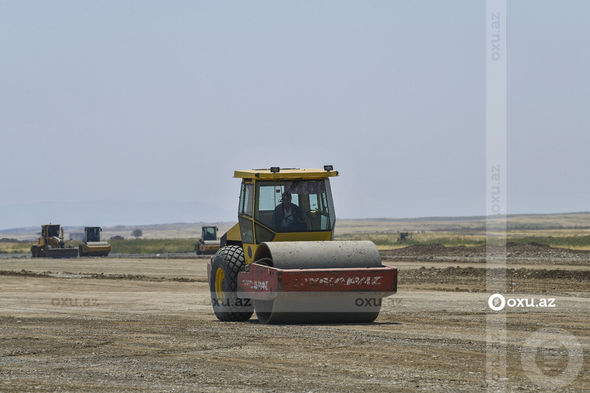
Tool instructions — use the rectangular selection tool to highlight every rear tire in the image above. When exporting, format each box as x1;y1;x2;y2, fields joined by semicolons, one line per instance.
209;245;253;322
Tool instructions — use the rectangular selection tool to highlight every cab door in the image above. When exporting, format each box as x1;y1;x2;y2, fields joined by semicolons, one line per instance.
238;181;256;263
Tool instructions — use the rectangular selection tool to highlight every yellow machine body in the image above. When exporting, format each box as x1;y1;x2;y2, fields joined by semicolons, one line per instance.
79;242;111;257
209;166;397;324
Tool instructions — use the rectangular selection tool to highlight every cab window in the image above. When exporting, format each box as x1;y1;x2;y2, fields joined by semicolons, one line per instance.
239;183;253;217
202;227;216;240
255;180;330;232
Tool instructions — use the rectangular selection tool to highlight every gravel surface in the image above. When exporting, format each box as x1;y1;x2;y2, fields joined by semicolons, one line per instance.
0;254;588;392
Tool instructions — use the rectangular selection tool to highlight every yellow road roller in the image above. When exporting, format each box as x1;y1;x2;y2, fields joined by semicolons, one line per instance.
195;226;221;255
79;226;111;257
208;166;397;324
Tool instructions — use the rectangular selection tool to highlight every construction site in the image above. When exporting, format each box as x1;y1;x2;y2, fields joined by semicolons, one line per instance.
0;242;588;392
1;173;589;391
2;1;589;392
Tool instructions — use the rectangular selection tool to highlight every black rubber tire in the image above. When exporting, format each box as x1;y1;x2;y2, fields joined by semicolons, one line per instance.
209;245;253;322
31;246;39;258
195;243;201;255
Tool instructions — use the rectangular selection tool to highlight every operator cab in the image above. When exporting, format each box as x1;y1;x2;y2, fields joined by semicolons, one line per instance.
231;167;338;261
250;180;333;233
84;227;102;242
201;226;218;241
43;225;61;238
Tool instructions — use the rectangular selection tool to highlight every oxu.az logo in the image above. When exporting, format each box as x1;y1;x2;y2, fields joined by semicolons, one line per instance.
354;297;382;307
488;293;556;311
211;298;252;307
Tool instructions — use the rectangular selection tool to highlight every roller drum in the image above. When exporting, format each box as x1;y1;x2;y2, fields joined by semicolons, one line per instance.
253;240;381;269
254;293;380;324
252;241;384;324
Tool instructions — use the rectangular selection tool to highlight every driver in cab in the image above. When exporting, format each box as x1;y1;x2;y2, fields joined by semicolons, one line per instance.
273;192;306;232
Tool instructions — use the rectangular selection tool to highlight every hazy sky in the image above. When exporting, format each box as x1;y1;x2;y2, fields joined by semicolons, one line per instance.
1;1;588;229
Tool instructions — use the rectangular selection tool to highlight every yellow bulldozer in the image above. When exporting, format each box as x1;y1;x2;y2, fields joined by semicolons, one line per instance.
31;224;79;258
208;166;398;324
79;226;111;257
195;226;221;255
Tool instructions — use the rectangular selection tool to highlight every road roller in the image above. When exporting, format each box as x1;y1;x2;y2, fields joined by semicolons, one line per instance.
79;226;111;257
195;226;221;255
208;166;397;324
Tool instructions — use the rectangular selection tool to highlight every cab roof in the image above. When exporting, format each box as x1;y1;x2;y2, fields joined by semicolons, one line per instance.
234;167;338;180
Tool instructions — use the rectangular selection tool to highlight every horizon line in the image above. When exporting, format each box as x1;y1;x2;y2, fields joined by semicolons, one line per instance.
1;210;589;232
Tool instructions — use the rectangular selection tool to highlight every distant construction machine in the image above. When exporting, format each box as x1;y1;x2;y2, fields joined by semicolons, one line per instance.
31;224;79;258
208;166;398;324
79;226;111;257
195;226;221;255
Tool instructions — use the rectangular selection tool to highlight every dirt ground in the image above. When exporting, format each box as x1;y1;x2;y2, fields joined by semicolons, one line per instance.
1;248;589;392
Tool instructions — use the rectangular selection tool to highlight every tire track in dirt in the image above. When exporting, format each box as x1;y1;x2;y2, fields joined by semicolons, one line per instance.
0;270;206;282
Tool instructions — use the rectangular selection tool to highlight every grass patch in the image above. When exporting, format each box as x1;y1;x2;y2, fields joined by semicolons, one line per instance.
110;238;197;254
5;232;590;254
0;242;33;254
510;235;590;250
335;232;485;249
335;231;590;251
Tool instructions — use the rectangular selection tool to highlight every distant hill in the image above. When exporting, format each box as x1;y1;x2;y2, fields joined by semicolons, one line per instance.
336;212;590;234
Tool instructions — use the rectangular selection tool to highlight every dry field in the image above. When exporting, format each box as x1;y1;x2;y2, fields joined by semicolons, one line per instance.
1;245;589;392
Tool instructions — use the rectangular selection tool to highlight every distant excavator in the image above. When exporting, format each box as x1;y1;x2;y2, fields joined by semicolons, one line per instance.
31;224;79;258
79;226;111;257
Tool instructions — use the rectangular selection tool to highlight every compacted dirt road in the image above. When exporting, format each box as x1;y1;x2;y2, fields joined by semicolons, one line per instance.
0;251;588;392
